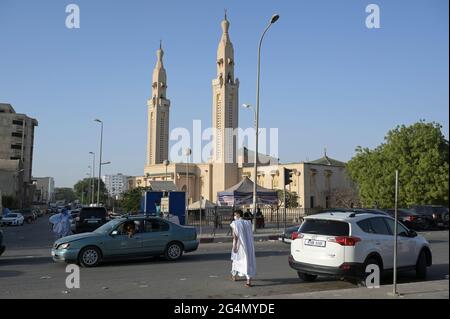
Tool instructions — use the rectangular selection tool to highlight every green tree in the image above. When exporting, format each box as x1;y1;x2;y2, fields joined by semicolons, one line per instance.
54;188;77;203
1;195;20;209
73;178;108;205
119;187;151;213
347;121;449;208
277;190;299;208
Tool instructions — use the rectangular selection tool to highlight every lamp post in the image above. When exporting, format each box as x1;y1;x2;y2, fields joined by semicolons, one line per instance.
82;172;90;205
248;12;280;233
94;119;103;206
163;160;170;181
100;161;111;205
184;148;192;212
89;152;95;205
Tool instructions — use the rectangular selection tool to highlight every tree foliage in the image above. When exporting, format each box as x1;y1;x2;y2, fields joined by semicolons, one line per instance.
119;187;151;213
1;195;20;209
277;190;299;208
54;188;77;203
347;121;449;208
326;187;361;209
73;178;108;205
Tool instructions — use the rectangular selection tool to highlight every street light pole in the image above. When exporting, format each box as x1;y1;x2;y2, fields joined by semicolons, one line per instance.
251;14;280;233
393;170;400;296
163;160;170;181
94;119;103;206
89;152;95;205
184;148;192;212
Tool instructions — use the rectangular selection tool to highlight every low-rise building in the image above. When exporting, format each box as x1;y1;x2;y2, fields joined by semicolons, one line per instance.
102;173;129;198
33;177;55;204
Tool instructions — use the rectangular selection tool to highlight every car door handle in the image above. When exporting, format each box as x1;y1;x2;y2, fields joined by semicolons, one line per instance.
375;242;381;245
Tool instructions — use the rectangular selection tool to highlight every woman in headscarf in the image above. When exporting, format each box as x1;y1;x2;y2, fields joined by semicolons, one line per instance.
230;209;256;287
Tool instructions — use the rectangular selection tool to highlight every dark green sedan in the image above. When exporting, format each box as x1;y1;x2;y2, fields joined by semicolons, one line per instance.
51;216;199;267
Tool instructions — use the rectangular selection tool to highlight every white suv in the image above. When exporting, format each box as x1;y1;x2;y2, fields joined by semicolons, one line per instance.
288;211;432;282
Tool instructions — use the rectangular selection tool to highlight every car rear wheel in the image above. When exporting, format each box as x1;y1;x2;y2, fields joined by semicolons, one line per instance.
416;250;427;280
78;246;102;267
165;242;183;261
297;272;318;282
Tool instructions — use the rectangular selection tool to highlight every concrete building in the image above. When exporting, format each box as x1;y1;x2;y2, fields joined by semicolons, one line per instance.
137;14;357;209
33;177;55;204
103;174;129;198
0;103;38;207
0;158;23;202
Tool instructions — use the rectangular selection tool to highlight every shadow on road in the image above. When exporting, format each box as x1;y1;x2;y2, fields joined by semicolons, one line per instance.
96;250;289;268
254;276;342;287
0;270;23;278
0;256;53;267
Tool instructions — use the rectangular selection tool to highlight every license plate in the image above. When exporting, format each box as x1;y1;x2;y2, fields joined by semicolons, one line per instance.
304;239;326;247
87;220;100;224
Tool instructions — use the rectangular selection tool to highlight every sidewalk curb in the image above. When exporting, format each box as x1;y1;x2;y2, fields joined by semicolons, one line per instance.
257;279;450;299
199;234;281;244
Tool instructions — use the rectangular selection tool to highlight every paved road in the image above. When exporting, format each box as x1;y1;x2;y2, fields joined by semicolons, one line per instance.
0;217;448;299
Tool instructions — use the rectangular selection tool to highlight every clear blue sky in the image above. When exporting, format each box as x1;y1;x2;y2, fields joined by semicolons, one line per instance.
0;0;448;187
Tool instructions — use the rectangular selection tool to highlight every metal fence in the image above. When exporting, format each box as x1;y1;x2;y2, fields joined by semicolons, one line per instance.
185;207;319;231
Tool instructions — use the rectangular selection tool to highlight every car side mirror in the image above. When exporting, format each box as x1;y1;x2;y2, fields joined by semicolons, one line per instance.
111;230;119;236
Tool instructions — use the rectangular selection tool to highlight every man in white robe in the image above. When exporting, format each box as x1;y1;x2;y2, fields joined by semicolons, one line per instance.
230;210;256;287
49;209;72;239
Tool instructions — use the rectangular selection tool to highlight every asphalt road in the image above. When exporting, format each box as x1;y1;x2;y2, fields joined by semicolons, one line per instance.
0;217;448;299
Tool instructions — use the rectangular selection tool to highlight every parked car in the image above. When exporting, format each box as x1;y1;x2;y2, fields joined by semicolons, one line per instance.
72;207;109;234
410;205;449;229
0;213;25;226
279;225;302;244
288;211;432;283
384;208;433;230
13;209;37;223
34;209;44;218
0;229;5;256
52;216;199;267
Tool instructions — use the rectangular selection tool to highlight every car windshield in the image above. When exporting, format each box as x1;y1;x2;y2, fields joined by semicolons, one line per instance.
299;219;350;236
93;219;123;234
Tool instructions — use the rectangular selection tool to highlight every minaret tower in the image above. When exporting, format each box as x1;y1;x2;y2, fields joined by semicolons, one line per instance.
147;42;170;165
211;11;239;195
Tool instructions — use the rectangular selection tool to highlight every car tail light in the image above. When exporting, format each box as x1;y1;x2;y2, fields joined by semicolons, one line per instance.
291;232;304;240
407;216;417;222
332;236;361;246
340;263;352;271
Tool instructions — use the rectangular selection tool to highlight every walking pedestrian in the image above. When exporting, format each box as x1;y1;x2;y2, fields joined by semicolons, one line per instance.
49;208;72;239
230;209;256;287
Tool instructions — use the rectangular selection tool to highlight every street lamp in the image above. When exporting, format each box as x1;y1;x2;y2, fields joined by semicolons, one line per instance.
184;148;192;211
83;172;90;205
250;14;280;232
163;160;170;181
94;119;103;206
89;152;95;205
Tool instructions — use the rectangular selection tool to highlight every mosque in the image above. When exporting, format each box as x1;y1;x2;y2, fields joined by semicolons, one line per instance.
128;14;355;210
